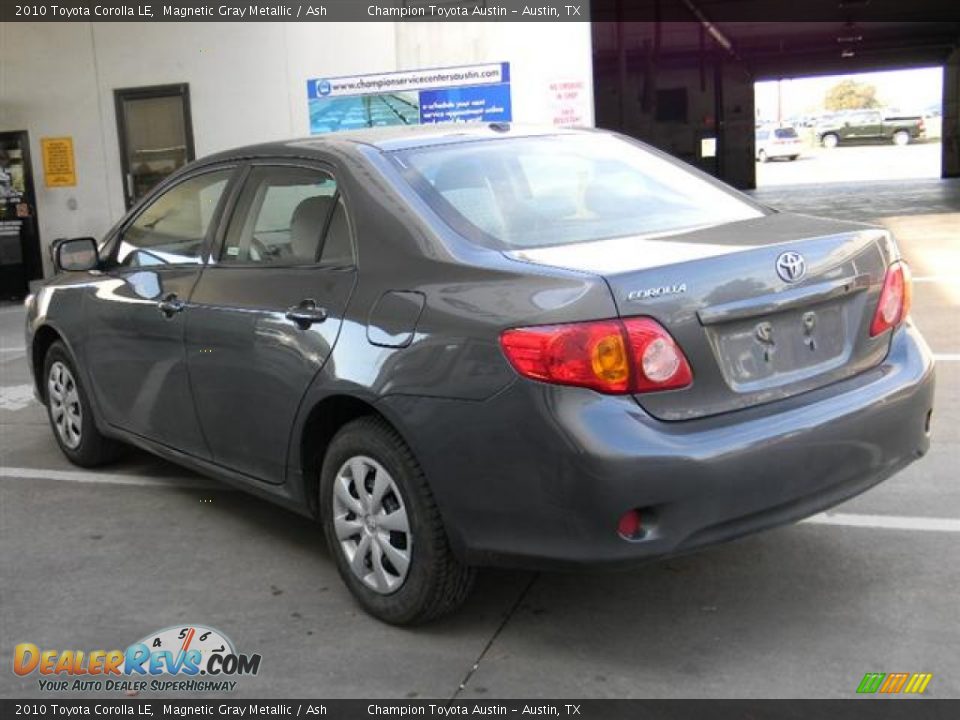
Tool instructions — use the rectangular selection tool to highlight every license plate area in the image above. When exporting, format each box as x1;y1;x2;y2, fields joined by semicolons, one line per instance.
708;300;849;390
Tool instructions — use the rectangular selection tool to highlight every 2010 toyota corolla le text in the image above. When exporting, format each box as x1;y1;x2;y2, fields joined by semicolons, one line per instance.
25;125;935;624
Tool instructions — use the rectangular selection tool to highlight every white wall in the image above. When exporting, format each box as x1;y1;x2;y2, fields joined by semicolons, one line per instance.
395;22;594;127
0;21;592;276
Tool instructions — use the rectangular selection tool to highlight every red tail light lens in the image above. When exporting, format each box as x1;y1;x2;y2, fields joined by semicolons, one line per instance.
870;261;912;337
500;318;692;394
623;318;695;392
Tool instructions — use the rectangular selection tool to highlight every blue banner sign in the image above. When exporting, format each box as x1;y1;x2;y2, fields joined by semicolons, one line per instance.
307;63;512;134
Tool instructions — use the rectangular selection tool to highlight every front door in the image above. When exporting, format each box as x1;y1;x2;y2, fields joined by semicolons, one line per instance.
186;162;357;483
115;84;195;210
84;167;235;455
0;131;43;300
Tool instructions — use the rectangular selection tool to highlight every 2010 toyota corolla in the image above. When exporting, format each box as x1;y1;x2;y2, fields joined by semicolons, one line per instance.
25;125;935;624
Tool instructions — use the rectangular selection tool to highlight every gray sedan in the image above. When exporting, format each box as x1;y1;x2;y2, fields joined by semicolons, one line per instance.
25;124;934;624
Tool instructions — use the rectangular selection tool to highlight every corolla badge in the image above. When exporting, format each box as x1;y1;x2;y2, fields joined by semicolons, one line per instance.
776;251;806;283
627;283;687;302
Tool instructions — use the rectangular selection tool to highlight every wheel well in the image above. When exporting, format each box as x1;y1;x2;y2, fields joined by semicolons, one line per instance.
300;395;384;517
31;326;63;401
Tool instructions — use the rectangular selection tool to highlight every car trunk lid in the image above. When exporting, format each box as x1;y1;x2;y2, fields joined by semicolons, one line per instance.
506;213;897;420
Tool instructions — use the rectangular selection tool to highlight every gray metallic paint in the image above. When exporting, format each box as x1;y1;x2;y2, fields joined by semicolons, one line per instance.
25;125;935;569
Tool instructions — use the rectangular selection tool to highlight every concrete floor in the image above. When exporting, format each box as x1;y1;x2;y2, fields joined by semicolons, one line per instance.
756;141;942;188
1;180;959;699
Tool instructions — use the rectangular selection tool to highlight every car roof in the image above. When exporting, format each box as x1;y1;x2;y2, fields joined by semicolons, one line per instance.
200;123;593;163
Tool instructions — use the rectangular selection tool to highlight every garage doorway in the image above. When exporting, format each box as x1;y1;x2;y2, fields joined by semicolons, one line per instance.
753;67;943;188
114;83;195;209
0;130;43;300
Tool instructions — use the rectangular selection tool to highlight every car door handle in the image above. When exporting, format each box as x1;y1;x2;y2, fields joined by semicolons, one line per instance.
285;299;328;328
157;294;185;318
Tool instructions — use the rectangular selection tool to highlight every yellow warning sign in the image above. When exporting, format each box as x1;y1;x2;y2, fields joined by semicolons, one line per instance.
41;137;76;187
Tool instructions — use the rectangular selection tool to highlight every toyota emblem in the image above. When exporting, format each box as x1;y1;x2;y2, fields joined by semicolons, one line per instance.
776;251;806;283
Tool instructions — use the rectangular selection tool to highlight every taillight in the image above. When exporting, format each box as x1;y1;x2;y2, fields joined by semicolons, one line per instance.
623;318;694;392
870;261;912;337
499;318;693;394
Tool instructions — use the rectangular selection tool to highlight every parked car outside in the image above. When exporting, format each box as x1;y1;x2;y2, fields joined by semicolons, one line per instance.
755;125;803;162
816;109;925;148
25;125;935;624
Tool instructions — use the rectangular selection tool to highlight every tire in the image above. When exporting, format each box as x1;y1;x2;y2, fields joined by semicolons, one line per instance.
757;150;768;163
788;155;799;161
42;341;121;467
893;130;911;146
822;133;839;149
319;416;475;625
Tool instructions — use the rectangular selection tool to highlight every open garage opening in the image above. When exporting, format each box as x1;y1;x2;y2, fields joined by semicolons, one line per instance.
754;67;944;188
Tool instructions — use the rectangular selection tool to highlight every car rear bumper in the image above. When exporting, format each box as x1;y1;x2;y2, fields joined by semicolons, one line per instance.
763;145;802;158
379;323;935;570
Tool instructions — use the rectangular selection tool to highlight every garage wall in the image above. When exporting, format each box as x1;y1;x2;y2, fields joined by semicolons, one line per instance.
0;21;591;277
945;49;960;178
395;22;595;127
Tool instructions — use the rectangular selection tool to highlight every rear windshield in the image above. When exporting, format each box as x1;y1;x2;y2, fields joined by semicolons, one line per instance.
391;134;764;250
774;127;799;139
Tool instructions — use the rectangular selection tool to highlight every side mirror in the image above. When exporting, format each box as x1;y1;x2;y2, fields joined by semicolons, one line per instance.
54;237;99;273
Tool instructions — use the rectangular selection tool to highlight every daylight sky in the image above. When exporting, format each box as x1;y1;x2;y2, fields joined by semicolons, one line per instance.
755;67;943;122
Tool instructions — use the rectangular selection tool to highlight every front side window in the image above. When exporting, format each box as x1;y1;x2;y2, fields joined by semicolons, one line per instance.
118;169;231;266
393;134;764;250
221;167;338;265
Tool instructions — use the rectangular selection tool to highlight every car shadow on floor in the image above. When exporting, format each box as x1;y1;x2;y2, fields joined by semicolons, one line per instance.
149;445;867;654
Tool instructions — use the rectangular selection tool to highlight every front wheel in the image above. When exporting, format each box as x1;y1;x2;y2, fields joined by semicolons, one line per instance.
43;341;120;467
757;150;768;163
319;416;475;624
893;130;911;146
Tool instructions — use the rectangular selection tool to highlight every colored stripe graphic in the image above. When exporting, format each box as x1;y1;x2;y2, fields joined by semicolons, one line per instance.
904;673;933;694
880;673;909;693
857;673;886;693
857;672;932;694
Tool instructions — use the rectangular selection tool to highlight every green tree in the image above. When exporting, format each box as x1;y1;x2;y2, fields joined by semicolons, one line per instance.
824;80;881;111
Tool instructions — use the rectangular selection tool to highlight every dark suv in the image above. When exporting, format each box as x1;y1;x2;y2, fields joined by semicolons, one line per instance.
26;125;934;623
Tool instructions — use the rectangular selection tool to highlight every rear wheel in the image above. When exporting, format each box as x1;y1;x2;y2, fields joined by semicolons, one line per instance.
822;133;839;149
43;341;120;467
757;150;768;163
319;416;475;624
788;155;799;161
893;130;911;146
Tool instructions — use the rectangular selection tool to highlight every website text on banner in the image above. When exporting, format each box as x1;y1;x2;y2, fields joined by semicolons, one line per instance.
306;63;512;134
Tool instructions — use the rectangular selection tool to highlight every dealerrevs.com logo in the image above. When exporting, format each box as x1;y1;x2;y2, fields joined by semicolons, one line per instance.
13;625;261;693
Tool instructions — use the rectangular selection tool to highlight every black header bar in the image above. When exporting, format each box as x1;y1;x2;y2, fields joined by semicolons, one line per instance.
3;0;960;22
2;699;960;719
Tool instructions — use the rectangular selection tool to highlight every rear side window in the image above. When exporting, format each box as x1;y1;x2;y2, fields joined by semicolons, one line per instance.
393;134;763;250
774;128;798;139
319;199;354;266
119;169;232;266
220;166;340;265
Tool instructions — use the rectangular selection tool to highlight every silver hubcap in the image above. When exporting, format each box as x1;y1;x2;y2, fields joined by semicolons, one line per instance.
48;361;82;450
332;455;412;594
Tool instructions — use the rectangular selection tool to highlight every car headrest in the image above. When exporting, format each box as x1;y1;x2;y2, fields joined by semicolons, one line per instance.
290;195;334;260
433;158;490;193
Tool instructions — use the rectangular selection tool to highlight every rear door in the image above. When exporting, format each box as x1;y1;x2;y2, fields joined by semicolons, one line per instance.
185;161;357;483
84;166;236;455
850;110;883;139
